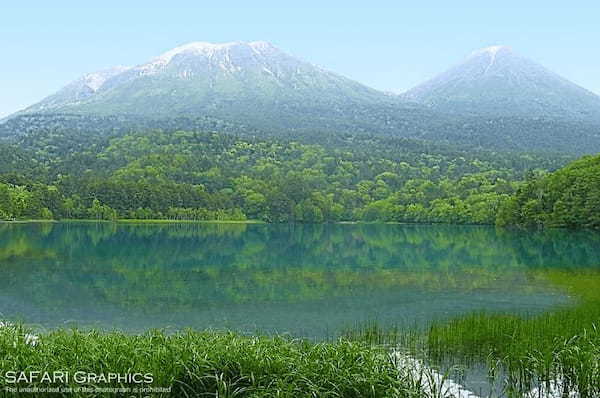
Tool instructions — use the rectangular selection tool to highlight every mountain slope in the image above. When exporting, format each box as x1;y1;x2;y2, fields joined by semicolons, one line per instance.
19;41;393;118
403;45;600;122
28;66;132;113
4;42;600;154
12;41;448;137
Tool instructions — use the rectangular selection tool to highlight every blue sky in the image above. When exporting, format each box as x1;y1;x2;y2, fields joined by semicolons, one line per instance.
2;1;599;117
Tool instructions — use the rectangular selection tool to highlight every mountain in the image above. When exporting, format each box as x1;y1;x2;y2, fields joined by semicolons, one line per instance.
4;42;600;154
16;41;403;125
403;45;600;122
28;66;132;113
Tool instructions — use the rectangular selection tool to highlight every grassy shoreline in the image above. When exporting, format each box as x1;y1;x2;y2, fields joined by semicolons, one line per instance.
344;269;600;397
0;326;424;398
2;221;599;396
427;269;600;394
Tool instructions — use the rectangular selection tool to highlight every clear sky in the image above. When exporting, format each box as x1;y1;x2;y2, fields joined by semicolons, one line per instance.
2;1;599;118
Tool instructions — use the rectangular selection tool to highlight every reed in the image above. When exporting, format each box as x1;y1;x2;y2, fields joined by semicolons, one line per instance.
341;270;600;396
425;269;600;396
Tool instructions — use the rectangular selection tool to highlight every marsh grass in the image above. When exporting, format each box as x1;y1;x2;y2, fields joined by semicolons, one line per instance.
425;269;600;396
341;270;600;396
0;326;425;398
340;322;430;359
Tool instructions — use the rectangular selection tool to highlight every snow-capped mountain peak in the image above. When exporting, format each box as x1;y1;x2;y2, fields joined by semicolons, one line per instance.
403;44;600;120
470;45;511;57
17;40;383;117
155;41;240;63
467;45;513;74
133;41;284;75
158;41;275;59
144;41;277;66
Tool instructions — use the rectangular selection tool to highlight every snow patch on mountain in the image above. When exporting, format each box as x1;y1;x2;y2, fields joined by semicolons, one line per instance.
156;41;238;63
468;45;511;74
471;45;511;57
10;39;387;119
137;41;280;75
82;66;131;91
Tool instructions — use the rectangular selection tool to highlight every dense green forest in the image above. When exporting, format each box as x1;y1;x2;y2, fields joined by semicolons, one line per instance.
0;123;582;224
4;112;600;154
497;153;600;229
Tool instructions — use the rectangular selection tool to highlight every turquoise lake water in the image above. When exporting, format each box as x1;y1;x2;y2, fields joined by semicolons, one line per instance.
1;222;599;338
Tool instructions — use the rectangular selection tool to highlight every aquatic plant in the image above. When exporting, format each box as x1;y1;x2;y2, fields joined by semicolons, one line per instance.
425;269;600;396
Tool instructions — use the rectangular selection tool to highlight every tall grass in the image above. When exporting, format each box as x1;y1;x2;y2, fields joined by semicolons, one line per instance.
340;270;600;396
426;269;600;396
0;326;424;398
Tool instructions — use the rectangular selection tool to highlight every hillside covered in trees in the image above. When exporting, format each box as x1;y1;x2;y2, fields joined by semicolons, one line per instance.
6;41;600;155
0;126;574;224
2;41;599;227
497;154;600;229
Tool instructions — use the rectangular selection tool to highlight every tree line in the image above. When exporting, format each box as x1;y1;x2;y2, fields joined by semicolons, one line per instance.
1;127;590;226
497;154;600;229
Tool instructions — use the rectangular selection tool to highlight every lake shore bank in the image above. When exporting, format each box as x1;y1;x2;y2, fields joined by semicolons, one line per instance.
0;219;266;224
0;326;428;397
2;222;598;396
0;218;495;227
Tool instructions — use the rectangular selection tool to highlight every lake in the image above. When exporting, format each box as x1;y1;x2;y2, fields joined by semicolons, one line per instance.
1;222;599;338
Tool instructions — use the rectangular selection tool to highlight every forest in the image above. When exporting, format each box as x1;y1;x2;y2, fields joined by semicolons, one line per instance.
497;153;600;229
0;124;594;227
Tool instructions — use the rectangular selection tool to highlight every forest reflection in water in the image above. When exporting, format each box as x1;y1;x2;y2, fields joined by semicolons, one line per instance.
1;222;599;337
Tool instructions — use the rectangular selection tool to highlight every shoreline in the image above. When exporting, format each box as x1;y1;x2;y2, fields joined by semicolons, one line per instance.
0;219;265;225
0;219;496;227
0;321;479;398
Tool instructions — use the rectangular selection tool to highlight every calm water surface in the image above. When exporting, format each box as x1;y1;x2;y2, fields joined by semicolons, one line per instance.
1;222;599;338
